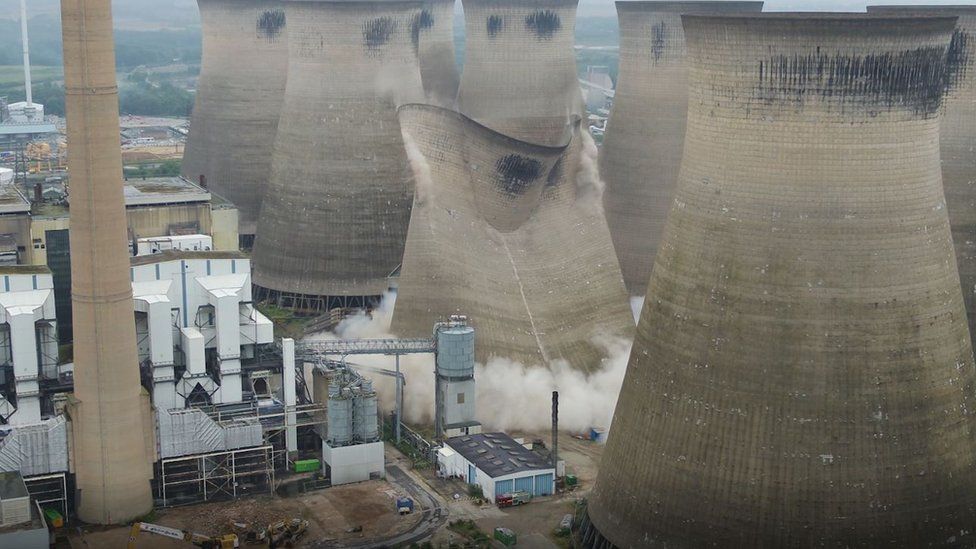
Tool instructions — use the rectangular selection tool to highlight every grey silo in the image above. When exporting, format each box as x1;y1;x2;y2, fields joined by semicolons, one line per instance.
252;0;425;309
584;13;976;546
456;0;584;145
392;105;633;372
417;0;460;107
600;1;763;296
868;4;976;379
181;0;288;237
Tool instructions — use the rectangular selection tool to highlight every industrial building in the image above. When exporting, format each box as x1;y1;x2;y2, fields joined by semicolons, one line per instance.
253;0;426;312
417;0;461;107
0;0;58;151
316;367;384;485
438;433;554;501
866;4;976;370
0;471;48;549
584;13;976;546
181;0;288;242
392;105;632;372
599;1;763;295
456;0;584;145
434;318;480;438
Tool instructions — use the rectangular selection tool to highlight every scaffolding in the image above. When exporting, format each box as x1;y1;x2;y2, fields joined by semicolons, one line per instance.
157;445;275;507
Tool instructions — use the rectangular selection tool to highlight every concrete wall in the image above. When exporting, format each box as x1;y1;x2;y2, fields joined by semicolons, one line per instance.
322;441;384;486
587;14;976;547
418;0;460;108
210;207;239;251
0;525;47;548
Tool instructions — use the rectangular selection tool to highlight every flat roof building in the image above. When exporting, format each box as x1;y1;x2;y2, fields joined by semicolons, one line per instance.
439;432;554;502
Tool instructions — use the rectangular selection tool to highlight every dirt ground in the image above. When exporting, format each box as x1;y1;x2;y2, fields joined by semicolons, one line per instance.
69;480;419;549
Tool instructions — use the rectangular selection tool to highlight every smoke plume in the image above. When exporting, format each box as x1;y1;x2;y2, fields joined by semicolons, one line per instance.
400;129;434;207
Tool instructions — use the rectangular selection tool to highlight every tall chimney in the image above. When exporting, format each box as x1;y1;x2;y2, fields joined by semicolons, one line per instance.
551;390;558;470
20;0;32;106
60;0;154;524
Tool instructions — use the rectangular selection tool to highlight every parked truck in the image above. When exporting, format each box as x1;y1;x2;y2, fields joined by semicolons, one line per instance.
495;491;531;508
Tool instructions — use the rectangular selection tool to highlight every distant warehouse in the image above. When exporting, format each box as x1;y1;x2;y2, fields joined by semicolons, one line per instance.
438;433;554;501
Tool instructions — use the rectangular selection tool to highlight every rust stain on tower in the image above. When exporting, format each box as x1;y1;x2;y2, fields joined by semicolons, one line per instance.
600;1;762;296
60;0;154;524
584;13;976;546
181;0;288;238
252;0;425;311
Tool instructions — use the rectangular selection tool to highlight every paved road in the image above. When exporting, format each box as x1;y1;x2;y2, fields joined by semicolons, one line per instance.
312;465;447;548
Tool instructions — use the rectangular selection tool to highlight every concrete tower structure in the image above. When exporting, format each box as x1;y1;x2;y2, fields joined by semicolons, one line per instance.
600;1;763;295
456;0;583;145
181;0;288;239
434;317;480;438
253;0;425;311
868;4;976;365
417;0;460;107
392;105;632;371
60;0;154;524
584;14;976;546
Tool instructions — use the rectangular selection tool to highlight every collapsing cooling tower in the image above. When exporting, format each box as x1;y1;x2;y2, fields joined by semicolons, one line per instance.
600;1;763;296
252;0;426;310
181;0;288;237
868;4;976;369
584;14;976;546
417;0;460;107
456;0;583;145
391;105;633;372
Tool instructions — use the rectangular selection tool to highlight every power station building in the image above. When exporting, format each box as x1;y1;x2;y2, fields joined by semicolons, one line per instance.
253;0;425;312
600;0;763;295
584;13;976;546
392;105;632;372
181;0;288;243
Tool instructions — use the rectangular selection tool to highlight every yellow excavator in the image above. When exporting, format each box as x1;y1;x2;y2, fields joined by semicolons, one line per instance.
126;522;239;549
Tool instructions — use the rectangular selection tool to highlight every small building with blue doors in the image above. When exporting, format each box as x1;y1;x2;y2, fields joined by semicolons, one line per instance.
438;432;555;501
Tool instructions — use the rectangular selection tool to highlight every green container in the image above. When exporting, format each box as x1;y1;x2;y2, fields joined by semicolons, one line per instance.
565;474;578;486
494;527;517;546
293;459;321;473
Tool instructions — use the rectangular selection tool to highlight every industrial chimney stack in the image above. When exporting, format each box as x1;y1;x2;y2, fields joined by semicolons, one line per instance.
60;0;154;524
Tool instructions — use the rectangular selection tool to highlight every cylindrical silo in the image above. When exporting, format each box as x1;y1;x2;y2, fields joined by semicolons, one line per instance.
600;1;763;296
181;0;288;238
584;14;976;546
417;0;460;107
252;0;425;310
392;105;633;372
456;0;583;145
867;4;976;379
327;383;353;446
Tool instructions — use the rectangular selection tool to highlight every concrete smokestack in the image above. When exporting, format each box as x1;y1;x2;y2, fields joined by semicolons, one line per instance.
253;0;425;310
867;4;976;381
392;105;632;371
181;0;288;237
60;0;154;524
600;1;762;296
456;0;583;145
20;0;32;106
417;0;460;107
583;13;976;546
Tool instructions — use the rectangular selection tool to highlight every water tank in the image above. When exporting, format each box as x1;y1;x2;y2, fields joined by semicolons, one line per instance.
326;392;353;446
356;392;379;443
435;323;475;379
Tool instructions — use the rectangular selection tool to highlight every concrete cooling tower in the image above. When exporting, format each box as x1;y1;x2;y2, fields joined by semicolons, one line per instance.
583;13;976;546
252;0;426;311
391;105;633;372
600;1;763;296
456;0;583;145
417;0;460;107
181;0;288;237
868;4;976;373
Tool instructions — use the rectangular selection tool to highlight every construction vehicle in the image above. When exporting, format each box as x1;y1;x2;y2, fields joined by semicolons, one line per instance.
126;522;240;548
267;518;308;548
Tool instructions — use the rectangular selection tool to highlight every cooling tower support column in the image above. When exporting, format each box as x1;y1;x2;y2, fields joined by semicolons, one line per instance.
60;0;154;524
585;13;976;546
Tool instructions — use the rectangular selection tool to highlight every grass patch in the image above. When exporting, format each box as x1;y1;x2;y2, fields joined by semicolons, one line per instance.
447;519;491;548
0;65;62;88
255;304;313;340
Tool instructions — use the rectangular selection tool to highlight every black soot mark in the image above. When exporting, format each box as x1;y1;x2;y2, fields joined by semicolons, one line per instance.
257;9;285;40
525;10;561;40
651;21;666;62
363;17;397;51
411;9;435;51
946;29;972;91
755;44;964;115
495;154;543;196
487;15;503;37
545;156;563;188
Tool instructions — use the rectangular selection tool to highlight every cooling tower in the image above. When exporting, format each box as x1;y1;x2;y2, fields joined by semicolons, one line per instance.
252;0;425;310
391;105;633;372
600;1;763;296
60;0;154;523
868;4;976;374
584;13;976;546
181;0;288;237
417;0;460;107
456;0;583;145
